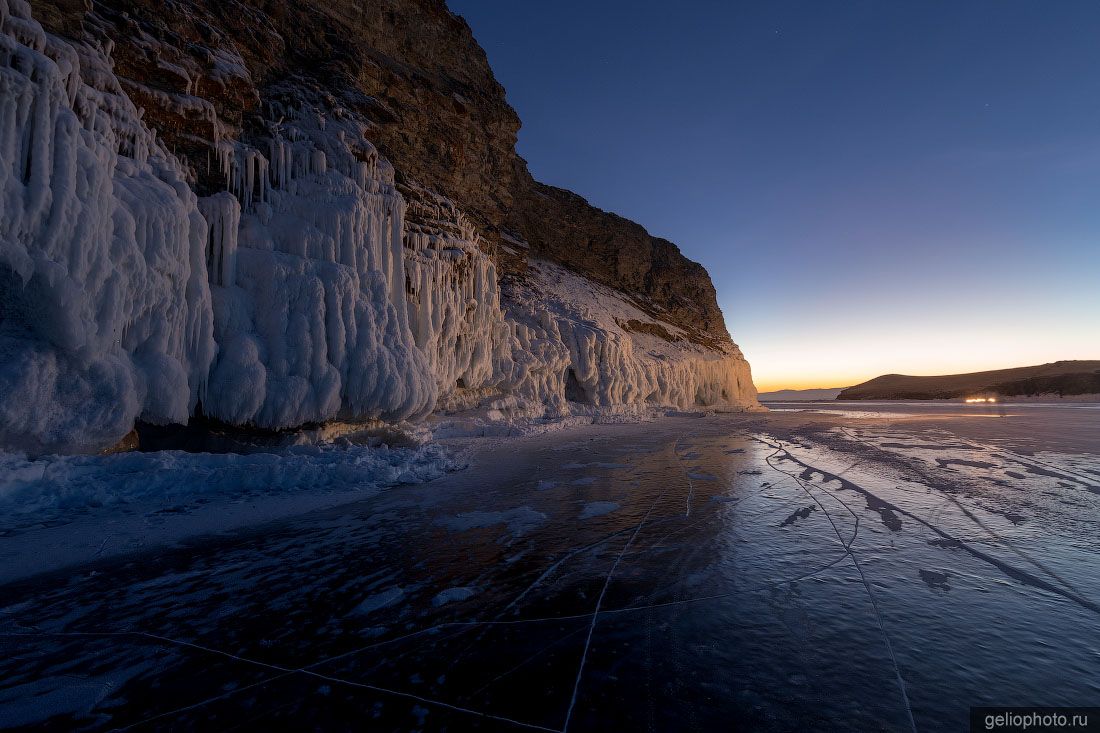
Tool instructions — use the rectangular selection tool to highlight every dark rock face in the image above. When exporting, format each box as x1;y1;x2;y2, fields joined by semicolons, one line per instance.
517;183;732;347
30;0;732;347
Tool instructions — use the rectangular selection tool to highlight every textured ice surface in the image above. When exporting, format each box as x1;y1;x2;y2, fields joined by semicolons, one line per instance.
0;441;456;532
0;661;153;728
3;406;1099;730
0;439;460;584
0;442;454;523
0;0;214;453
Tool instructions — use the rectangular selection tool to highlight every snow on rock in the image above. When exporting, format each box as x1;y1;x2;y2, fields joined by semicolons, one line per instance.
498;260;759;415
0;0;215;454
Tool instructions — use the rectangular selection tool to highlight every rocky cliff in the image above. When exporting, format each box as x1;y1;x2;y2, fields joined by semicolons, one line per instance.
0;0;758;454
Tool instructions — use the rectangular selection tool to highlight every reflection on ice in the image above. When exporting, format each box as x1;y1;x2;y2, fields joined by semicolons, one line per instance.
1;404;1099;730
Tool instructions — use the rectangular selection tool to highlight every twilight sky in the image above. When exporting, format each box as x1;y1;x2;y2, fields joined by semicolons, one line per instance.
449;0;1100;391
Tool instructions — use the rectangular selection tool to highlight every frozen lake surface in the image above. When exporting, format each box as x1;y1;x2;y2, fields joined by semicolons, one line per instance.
2;403;1099;730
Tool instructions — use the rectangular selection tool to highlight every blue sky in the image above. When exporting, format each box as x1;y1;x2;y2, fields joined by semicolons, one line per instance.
449;0;1100;390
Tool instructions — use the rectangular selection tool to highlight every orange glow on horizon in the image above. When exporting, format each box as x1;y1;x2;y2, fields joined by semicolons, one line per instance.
753;379;852;393
739;316;1100;394
728;279;1100;396
749;354;1100;394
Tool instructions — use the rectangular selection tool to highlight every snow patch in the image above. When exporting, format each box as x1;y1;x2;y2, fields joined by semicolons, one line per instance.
431;586;477;606
436;507;547;537
579;501;620;520
0;661;154;728
353;586;405;616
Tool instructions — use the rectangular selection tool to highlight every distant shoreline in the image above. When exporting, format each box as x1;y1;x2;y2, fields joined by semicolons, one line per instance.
757;387;845;402
835;361;1100;402
762;394;1100;404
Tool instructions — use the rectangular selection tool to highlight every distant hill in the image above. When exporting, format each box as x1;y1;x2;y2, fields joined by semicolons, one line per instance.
837;361;1100;400
758;387;845;402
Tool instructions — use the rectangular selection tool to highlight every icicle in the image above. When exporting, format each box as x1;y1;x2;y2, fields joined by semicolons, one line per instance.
198;193;240;287
0;0;216;453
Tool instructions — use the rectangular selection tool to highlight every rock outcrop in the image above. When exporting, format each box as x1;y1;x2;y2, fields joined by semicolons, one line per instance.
1;0;758;454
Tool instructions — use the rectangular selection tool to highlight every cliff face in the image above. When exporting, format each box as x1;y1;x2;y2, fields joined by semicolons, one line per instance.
30;0;731;344
1;0;757;454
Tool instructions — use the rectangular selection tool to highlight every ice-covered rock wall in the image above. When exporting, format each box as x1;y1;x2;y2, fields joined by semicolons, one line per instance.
498;260;758;417
198;115;439;429
0;0;215;454
0;0;758;454
402;184;513;403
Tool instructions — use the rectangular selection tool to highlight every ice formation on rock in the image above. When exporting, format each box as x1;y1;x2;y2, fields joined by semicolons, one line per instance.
200;115;439;429
182;80;523;430
0;0;758;454
500;260;758;416
0;0;214;454
402;184;513;403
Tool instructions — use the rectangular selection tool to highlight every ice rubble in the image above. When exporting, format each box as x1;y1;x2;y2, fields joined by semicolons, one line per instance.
0;0;757;454
0;440;458;531
0;0;215;454
0;438;461;584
